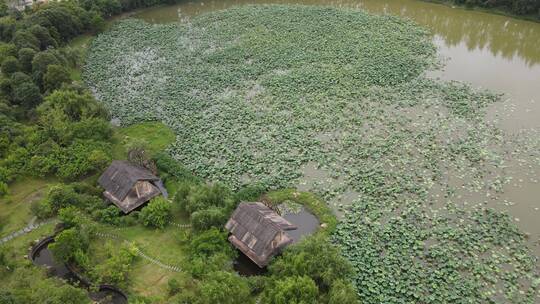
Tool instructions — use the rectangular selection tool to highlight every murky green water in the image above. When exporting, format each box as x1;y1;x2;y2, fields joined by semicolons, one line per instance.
134;0;540;131
131;1;540;252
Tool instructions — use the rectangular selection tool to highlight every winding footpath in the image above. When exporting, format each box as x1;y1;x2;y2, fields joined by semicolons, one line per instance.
94;222;190;273
0;217;57;246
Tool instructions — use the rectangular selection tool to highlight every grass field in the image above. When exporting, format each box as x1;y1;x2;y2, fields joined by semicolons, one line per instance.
0;178;57;235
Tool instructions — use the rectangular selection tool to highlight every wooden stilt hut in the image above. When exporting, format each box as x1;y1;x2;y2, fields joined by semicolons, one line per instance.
225;202;298;268
98;160;166;214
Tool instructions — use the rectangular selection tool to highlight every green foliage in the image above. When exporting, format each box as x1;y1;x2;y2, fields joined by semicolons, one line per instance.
12;30;39;51
4;268;90;304
58;206;87;228
43;64;71;92
139;196;172;229
195;271;251;304
269;235;353;292
11;81;41;107
0;181;8;197
167;278;181;295
182;183;234;214
190;207;228;231
188;227;234;258
91;242;136;286
1;56;20;76
83;8;540;303
328;280;359;304
49;227;90;267
263;275;319;304
17;48;36;73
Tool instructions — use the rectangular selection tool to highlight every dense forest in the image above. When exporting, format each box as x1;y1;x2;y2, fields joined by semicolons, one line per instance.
443;0;540;18
0;0;185;196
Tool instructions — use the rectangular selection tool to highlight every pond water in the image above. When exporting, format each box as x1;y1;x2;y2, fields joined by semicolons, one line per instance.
31;239;128;304
134;0;540;131
130;1;540;251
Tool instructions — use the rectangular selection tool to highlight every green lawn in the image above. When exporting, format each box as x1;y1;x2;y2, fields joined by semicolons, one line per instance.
111;121;175;160
0;178;57;235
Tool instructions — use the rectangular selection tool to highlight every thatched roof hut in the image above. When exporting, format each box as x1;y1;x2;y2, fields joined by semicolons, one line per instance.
98;160;164;214
225;202;298;268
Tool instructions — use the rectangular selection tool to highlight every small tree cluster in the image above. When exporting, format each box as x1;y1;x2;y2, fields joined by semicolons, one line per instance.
139;196;172;229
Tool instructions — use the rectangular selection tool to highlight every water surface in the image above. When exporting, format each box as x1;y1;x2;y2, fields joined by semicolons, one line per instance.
132;0;540;251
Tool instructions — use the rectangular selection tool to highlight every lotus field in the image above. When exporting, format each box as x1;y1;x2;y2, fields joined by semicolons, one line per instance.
84;5;540;303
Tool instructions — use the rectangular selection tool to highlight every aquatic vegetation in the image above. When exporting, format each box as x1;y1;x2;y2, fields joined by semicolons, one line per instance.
84;5;539;302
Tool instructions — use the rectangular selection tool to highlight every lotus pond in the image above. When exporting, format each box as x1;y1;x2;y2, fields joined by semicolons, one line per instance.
84;5;540;303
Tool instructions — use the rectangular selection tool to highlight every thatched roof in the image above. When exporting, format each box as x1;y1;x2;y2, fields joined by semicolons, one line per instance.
98;160;162;213
225;202;297;267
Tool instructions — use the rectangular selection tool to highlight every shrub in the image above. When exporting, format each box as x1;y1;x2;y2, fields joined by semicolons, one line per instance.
43;64;70;92
92;243;136;286
0;181;8;197
183;183;234;214
12;30;39;51
139;197;171;229
49;228;90;267
263;275;319;304
328;280;359;304
58;206;86;228
188;227;233;258
12;82;41;108
1;56;20;76
195;271;251;304
167;278;181;295
190;207;228;231
268;234;353;291
18;48;36;72
30;200;53;219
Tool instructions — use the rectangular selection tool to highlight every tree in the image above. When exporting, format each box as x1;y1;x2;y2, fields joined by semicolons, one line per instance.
17;48;36;73
190;207;228;231
91;243;136;286
1;56;20;76
195;271;251;304
189;227;234;258
0;43;16;60
263;276;319;304
31;50;63;87
29;25;58;50
139;197;172;229
268;235;353;291
49;228;90;267
12;30;40;51
12;81;41;108
43;64;70;92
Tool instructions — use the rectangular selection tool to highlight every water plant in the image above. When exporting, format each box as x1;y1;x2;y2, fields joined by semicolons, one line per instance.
84;5;540;302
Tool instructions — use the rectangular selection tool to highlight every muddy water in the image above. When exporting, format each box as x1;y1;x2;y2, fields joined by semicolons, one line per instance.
132;1;540;249
135;0;540;131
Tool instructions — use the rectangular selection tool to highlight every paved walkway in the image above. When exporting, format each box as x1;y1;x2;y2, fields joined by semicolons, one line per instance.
0;218;57;245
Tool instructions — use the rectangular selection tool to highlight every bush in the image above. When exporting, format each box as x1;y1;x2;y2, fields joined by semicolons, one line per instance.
92;243;136;286
235;183;266;202
139;197;171;229
0;181;8;197
43;64;70;92
263;275;319;304
183;183;234;214
58;206;87;228
188;227;233;258
328;280;359;304
167;278;181;295
93;205;122;225
49;228;90;267
17;48;36;73
268;235;353;292
195;271;251;304
1;56;20;76
190;207;228;231
12;81;41;108
30;200;53;219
